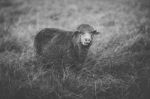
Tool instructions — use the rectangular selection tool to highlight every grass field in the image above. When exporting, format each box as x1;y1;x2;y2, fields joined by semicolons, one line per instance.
0;0;150;99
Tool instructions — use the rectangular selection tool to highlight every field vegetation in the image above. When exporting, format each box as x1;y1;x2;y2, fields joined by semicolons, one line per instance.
0;0;150;99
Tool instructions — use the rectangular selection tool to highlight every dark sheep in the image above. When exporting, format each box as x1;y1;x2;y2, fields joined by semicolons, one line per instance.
34;24;99;71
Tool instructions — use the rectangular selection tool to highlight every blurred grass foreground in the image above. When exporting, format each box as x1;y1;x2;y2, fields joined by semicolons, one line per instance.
0;0;150;99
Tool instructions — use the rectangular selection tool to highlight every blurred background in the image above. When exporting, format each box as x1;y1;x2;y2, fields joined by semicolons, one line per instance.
0;0;150;99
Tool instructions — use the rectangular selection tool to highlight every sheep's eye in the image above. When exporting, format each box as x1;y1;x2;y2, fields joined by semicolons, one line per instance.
91;31;96;34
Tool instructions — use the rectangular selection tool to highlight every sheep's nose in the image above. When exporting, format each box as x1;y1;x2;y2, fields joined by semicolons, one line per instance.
85;38;91;42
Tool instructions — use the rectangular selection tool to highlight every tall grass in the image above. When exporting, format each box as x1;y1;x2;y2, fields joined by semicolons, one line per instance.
0;0;150;99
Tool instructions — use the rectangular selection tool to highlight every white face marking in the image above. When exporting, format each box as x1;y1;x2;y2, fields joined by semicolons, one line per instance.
80;32;92;46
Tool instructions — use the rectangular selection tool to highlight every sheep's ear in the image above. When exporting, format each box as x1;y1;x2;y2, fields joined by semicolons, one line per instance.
92;30;100;35
73;31;81;37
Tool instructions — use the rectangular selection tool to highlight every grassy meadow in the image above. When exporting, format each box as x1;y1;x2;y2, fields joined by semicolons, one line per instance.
0;0;150;99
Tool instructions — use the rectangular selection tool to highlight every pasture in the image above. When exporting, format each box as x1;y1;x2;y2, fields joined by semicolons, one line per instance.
0;0;150;99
